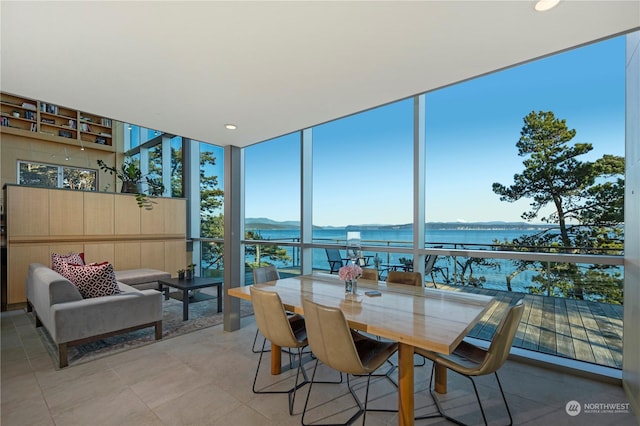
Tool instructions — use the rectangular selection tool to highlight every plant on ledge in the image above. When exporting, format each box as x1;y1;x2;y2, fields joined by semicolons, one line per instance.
97;159;165;209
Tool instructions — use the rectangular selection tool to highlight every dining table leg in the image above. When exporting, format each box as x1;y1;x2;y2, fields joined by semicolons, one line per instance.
397;343;414;426
271;343;282;375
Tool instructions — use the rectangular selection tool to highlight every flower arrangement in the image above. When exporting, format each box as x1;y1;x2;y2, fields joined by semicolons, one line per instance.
338;263;362;281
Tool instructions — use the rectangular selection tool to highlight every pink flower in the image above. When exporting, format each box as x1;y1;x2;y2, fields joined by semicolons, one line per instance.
338;263;362;281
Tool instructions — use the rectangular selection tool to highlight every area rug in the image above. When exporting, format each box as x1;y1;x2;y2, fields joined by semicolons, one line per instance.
36;289;255;368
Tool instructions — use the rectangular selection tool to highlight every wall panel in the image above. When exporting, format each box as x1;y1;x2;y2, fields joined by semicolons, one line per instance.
49;190;83;235
84;193;114;235
4;185;186;308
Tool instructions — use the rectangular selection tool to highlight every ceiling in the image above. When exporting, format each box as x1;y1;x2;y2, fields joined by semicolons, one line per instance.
1;1;639;148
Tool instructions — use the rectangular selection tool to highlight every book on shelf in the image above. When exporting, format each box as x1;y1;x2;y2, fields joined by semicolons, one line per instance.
1;117;8;126
30;122;37;132
81;123;92;132
41;118;55;124
58;130;73;138
21;102;36;110
41;103;59;115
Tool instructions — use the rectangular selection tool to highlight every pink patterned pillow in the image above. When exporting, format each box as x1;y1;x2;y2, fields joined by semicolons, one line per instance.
51;252;85;276
62;262;121;299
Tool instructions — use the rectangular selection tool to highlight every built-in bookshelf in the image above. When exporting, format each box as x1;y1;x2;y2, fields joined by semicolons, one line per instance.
0;92;114;151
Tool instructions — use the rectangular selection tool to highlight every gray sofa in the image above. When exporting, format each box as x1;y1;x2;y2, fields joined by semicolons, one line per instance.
26;263;163;368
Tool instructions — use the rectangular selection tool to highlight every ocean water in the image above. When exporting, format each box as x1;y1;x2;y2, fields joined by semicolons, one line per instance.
249;228;544;293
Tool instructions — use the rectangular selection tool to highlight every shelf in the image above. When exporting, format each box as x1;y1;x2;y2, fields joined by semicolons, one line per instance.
1;124;115;152
1;114;35;123
2;91;114;150
40;110;77;120
40;122;76;131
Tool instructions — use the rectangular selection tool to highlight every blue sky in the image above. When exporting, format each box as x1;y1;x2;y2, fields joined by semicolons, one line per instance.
243;34;626;226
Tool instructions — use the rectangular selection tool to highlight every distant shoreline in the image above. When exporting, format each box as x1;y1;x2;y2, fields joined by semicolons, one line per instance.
245;218;554;231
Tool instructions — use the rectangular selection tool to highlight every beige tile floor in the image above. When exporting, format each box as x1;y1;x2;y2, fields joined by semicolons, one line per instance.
1;308;637;426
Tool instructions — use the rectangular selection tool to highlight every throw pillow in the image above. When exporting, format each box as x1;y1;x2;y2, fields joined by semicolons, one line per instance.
51;252;85;275
63;262;121;299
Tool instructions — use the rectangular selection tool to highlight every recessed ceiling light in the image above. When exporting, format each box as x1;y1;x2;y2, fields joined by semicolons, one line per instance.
225;124;237;130
535;0;560;12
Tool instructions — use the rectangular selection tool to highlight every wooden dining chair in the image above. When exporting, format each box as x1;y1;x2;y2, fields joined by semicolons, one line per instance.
251;265;280;353
250;286;309;415
415;300;525;425
386;270;423;287
301;298;398;426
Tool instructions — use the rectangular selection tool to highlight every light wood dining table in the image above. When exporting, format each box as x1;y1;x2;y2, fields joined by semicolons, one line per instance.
228;273;495;426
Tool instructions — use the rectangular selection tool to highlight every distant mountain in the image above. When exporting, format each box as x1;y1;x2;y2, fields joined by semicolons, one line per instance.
245;217;302;230
245;218;552;231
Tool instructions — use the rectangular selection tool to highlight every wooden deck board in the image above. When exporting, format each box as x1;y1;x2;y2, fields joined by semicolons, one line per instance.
538;296;557;355
437;284;622;369
554;298;576;360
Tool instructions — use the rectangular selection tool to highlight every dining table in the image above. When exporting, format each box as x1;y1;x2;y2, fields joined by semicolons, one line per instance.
228;273;495;426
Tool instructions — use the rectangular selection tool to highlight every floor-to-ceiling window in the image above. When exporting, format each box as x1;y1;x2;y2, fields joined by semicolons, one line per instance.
238;34;627;369
244;133;301;280
312;99;414;271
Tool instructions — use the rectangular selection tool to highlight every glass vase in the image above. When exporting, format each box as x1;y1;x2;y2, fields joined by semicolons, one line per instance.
345;279;357;294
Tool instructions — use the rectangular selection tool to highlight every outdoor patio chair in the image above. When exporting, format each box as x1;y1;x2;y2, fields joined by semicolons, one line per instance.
325;248;349;273
415;299;524;425
424;254;450;288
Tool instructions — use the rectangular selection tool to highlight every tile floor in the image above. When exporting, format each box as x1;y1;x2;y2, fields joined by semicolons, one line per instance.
1;308;637;426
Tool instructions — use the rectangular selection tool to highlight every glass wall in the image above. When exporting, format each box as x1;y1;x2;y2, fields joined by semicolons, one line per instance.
311;99;414;271
423;35;625;299
244;133;301;273
198;142;225;274
234;34;627;368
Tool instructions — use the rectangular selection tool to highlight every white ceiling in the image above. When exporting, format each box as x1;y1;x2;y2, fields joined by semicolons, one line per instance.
1;1;639;148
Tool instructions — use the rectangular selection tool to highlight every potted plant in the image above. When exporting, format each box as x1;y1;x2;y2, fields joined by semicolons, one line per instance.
185;264;196;280
97;159;165;209
177;269;185;280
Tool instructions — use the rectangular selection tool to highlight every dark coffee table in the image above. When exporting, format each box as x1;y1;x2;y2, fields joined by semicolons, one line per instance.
157;276;223;321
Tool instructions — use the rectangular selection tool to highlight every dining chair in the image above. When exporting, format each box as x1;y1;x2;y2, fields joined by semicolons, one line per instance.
415;299;525;426
250;286;309;415
386;270;427;366
251;265;280;353
360;267;378;281
301;298;398;426
387;270;423;287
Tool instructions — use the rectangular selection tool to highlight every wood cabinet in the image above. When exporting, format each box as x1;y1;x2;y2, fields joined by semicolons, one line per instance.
4;185;186;308
1;92;114;152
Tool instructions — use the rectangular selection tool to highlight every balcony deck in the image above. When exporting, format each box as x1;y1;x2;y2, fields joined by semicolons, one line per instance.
436;283;623;369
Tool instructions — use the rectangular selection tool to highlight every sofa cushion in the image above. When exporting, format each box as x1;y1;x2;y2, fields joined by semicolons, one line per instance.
51;253;85;275
115;269;171;286
63;262;121;299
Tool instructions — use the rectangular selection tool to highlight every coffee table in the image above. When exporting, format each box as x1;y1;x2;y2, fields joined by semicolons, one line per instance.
157;276;223;321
